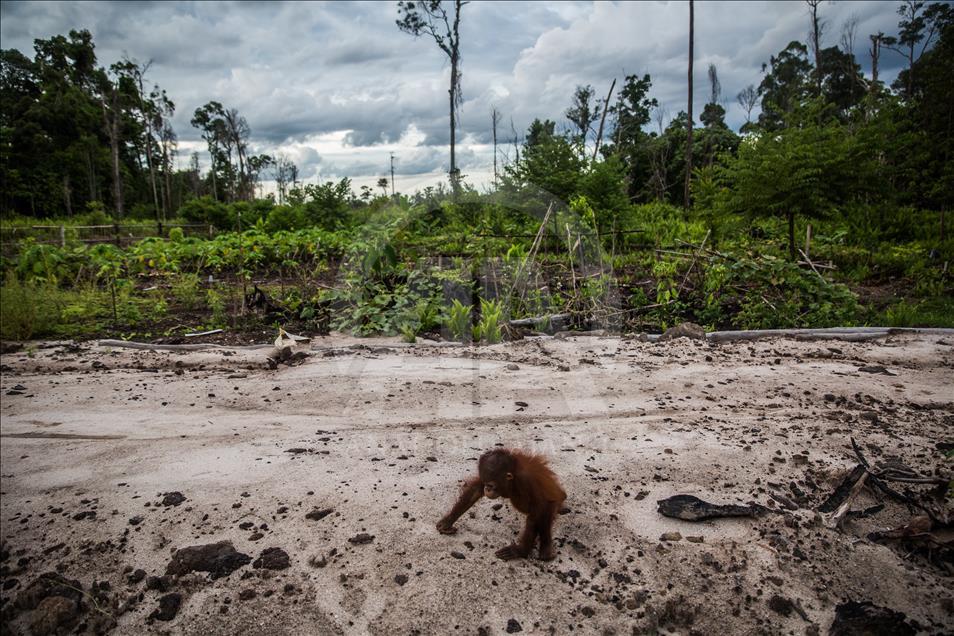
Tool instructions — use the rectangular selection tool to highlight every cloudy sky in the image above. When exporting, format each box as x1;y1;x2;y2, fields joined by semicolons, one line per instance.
1;0;908;192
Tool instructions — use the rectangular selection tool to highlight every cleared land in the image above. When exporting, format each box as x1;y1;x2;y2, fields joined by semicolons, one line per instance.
1;332;952;634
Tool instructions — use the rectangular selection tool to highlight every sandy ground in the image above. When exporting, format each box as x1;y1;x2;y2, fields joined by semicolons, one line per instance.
1;332;952;635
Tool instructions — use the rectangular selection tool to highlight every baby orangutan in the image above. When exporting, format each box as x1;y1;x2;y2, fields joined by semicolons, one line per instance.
436;448;567;560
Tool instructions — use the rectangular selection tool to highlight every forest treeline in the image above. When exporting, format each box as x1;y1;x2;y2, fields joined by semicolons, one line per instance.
0;1;952;341
0;3;950;233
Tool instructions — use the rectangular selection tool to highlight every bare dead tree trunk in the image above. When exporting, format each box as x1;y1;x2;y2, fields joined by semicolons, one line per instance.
788;212;796;261
162;137;173;221
134;66;161;223
491;106;501;184
397;0;465;194
211;161;218;201
650;141;670;202
63;175;72;217
592;78;616;162
449;48;459;191
807;0;823;97
101;93;123;220
684;0;694;209
840;17;860;104
869;33;882;91
85;146;97;201
224;144;234;202
237;144;247;201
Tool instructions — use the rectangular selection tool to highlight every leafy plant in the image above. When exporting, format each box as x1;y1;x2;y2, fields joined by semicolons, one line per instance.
206;288;227;326
0;273;62;339
727;256;859;329
883;300;919;327
446;299;472;342
399;324;417;343
172;273;202;310
474;298;503;344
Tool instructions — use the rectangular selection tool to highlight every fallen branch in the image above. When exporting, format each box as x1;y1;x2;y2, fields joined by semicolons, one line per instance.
849;438;947;524
844;504;885;520
818;465;868;514
98;339;272;352
674;239;737;262
654;249;695;258
797;259;836;270
826;471;869;529
509;202;554;307
706;327;954;343
678;229;711;295
794;333;887;342
657;494;768;521
185;329;223;338
798;248;828;283
508;313;571;328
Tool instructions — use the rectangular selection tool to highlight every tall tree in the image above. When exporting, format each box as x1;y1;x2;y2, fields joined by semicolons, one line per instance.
884;1;953;97
191;101;227;200
115;58;161;222
685;0;694;208
95;67;127;219
188;152;201;198
160;119;177;214
717;108;858;260
397;0;467;191
502;118;583;203
152;86;176;218
247;154;274;199
1;29;120;217
223;107;251;200
902;10;954;231
736;84;759;128
817;45;866;119
565;84;600;157
603;74;657;200
272;154;297;205
757;41;812;130
806;0;825;96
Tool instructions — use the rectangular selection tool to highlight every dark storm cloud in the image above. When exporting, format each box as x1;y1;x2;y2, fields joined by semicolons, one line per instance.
0;0;910;184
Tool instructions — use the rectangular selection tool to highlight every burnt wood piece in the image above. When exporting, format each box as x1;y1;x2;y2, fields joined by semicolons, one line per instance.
656;495;767;521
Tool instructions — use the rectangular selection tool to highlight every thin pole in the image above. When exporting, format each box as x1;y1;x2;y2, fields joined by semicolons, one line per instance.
390;153;396;198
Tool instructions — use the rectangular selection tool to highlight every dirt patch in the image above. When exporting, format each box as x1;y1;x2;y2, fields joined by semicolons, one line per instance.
1;332;952;634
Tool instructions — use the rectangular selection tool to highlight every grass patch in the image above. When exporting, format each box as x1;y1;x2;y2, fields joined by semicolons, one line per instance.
877;297;954;328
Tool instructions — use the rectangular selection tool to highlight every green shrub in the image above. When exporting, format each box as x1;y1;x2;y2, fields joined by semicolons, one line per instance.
878;297;954;328
399;324;417;343
206;288;227;326
178;196;231;229
172;273;202;310
727;256;859;329
474;298;503;344
883;301;919;327
446;299;472;342
266;205;307;232
0;274;63;339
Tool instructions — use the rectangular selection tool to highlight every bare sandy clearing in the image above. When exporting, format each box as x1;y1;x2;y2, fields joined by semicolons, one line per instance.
1;333;952;635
